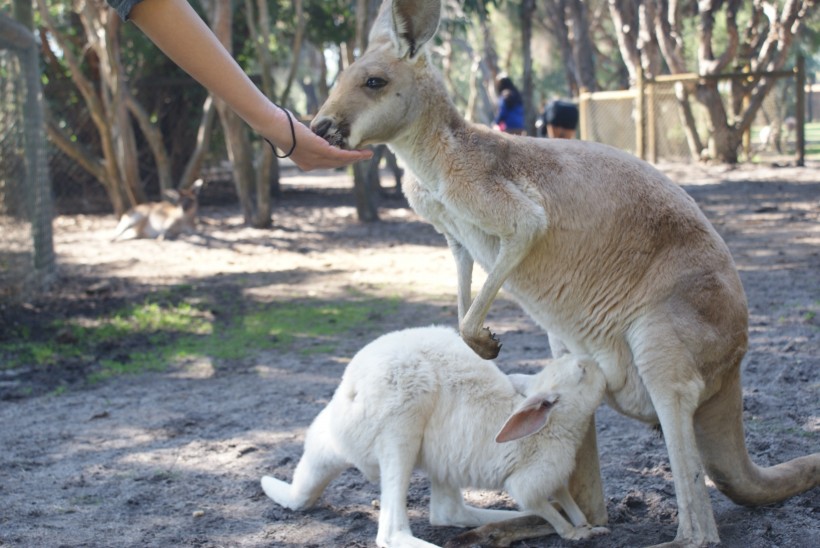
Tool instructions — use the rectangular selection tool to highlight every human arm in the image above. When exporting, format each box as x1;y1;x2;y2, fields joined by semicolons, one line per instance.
124;0;372;170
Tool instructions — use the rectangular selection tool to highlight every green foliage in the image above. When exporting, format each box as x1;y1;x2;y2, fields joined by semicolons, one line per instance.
304;0;355;46
462;0;504;18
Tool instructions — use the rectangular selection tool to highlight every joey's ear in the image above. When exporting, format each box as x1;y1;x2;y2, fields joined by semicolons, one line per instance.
370;0;441;59
507;373;535;396
163;189;180;203
495;392;558;443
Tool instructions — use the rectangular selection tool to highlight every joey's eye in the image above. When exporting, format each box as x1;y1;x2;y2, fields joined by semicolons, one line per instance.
365;77;388;90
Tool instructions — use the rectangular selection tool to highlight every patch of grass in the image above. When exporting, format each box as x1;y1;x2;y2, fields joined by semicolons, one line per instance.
204;299;398;360
1;341;55;368
2;290;399;388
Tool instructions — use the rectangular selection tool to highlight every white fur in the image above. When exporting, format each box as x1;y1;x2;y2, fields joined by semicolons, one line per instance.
261;326;609;548
309;2;820;545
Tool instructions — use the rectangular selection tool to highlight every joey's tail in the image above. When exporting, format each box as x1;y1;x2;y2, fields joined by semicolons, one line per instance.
694;368;819;505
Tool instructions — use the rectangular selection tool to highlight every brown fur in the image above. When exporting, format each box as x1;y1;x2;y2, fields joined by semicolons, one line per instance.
111;179;203;241
310;1;819;546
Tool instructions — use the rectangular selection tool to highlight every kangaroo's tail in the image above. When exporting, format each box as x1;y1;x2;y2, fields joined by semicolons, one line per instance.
695;368;819;505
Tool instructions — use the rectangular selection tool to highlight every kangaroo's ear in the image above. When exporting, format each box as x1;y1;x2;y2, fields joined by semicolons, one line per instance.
163;189;181;203
370;0;441;59
495;393;558;443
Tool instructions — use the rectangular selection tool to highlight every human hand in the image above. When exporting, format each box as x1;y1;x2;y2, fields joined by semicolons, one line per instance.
263;110;372;171
288;121;373;171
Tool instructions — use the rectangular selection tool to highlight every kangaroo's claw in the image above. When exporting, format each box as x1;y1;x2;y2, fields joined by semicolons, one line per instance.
463;327;502;360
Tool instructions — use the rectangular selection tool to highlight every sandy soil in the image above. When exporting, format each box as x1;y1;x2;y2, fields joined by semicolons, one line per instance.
0;162;818;547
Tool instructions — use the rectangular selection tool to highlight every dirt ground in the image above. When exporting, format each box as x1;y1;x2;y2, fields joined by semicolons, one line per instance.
0;162;818;547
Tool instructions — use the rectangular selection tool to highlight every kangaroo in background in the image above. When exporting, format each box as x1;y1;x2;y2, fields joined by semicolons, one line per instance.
309;0;819;545
111;179;203;241
261;326;609;548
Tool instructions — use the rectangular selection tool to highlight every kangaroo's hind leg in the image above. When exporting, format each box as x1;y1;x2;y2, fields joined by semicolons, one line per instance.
630;320;720;546
261;409;348;510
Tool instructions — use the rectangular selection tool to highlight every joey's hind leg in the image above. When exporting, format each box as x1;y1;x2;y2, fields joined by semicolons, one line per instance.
429;480;528;527
552;485;609;537
375;438;434;547
261;415;347;510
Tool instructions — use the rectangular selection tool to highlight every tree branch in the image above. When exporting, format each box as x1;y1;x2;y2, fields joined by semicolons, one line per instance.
45;117;107;184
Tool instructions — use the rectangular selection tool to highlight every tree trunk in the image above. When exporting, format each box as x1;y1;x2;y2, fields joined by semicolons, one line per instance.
102;12;143;205
180;95;217;189
209;0;258;224
567;0;598;92
349;0;382;223
696;83;740;163
520;0;536;135
126;90;173;193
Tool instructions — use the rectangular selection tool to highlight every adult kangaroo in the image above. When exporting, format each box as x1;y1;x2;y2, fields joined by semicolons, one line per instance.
310;0;820;545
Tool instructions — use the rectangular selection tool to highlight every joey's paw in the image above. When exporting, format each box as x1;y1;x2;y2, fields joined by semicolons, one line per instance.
589;526;610;537
463;327;501;360
563;524;610;541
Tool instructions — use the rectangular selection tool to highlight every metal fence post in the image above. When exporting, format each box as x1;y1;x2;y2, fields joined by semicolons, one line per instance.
0;13;55;300
795;55;805;167
636;64;646;161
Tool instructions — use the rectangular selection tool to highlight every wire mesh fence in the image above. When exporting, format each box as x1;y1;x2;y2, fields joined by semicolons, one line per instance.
579;61;812;165
1;20;55;303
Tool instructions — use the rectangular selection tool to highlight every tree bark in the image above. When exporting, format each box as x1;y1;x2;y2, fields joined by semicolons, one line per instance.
520;0;536;135
179;95;216;190
207;0;258;223
125;90;173;193
350;0;382;223
567;0;598;92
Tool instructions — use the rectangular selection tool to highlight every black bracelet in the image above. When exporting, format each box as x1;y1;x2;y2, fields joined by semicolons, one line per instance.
265;104;297;159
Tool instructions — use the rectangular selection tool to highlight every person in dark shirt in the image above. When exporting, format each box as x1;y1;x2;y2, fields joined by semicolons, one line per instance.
493;76;526;135
537;99;579;139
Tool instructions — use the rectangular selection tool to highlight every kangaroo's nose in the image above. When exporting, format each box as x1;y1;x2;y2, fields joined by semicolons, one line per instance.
311;117;333;138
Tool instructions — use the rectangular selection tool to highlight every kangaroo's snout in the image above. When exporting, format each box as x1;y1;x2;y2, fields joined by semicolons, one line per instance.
311;116;349;149
311;117;333;138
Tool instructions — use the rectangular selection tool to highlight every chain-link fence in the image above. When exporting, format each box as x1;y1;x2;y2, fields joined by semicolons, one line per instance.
579;60;812;164
1;16;55;302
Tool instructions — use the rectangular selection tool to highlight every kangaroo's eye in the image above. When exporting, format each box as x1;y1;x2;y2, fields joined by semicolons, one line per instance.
365;77;388;90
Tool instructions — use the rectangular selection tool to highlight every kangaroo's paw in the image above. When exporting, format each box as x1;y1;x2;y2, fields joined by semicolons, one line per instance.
463;327;501;360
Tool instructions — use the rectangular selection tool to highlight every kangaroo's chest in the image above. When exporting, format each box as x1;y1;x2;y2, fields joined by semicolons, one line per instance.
403;177;501;269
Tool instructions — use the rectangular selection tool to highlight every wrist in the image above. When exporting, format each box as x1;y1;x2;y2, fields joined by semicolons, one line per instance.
264;105;297;158
248;101;297;152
